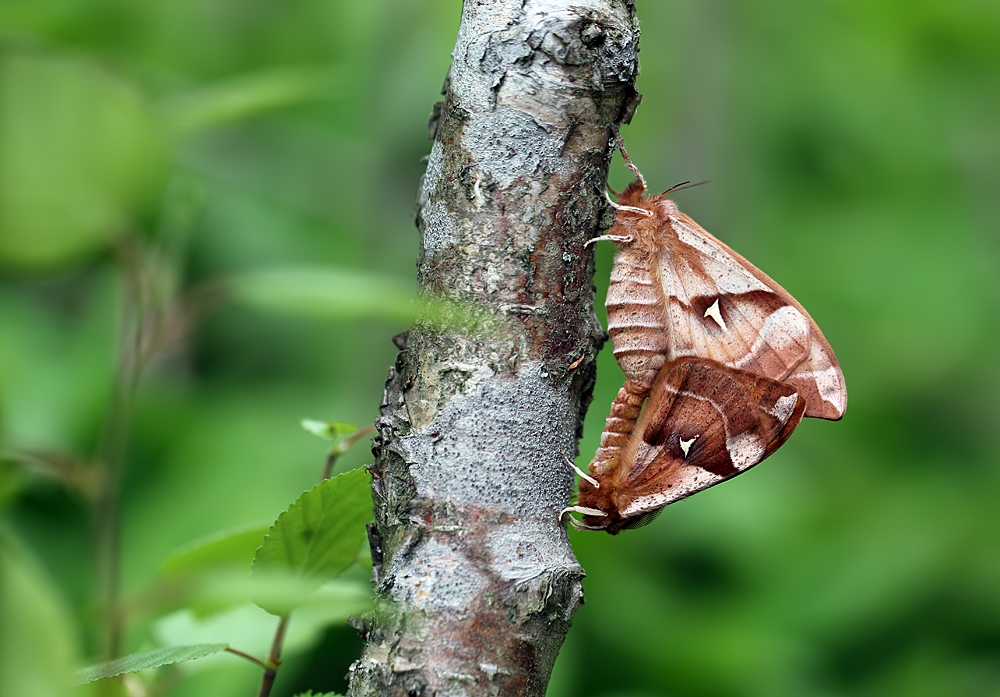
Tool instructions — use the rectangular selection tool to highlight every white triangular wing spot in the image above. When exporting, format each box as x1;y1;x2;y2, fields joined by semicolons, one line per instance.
704;299;727;331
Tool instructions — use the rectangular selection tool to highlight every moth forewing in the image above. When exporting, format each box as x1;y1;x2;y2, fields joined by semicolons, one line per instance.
668;209;846;420
597;180;847;421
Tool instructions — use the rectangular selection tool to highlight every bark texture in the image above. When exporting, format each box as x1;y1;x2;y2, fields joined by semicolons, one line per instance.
348;1;639;695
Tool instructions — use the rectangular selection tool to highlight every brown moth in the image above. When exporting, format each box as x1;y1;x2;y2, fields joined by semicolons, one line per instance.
563;144;846;532
570;356;807;533
584;149;845;483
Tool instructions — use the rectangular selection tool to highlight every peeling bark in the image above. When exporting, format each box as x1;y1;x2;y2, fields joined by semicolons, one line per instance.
348;1;639;695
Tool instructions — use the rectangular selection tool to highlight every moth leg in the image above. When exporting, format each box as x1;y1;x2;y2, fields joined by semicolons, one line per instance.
612;129;647;192
560;505;606;518
561;507;607;531
567;517;605;531
562;452;599;488
602;189;652;218
585;232;634;248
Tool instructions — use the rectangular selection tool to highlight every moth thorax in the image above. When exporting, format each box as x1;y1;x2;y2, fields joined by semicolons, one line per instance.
606;252;668;388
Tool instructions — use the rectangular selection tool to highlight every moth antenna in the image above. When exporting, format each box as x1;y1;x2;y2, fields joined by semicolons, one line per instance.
561;452;598;488
614;132;646;192
603;189;652;218
607;182;622;197
663;180;711;196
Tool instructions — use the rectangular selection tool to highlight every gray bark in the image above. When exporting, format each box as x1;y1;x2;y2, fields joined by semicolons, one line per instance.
348;1;639;695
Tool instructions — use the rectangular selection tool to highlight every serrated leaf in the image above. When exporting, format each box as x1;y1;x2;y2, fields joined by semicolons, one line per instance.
74;644;228;684
152;578;370;662
162;522;271;575
251;468;372;614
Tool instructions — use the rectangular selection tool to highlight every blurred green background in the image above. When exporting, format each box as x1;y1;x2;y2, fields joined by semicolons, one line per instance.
0;1;997;696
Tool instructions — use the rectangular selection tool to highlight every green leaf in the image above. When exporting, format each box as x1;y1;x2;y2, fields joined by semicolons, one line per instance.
162;522;271;576
301;420;358;443
0;51;165;269
229;266;417;322
74;644;229;684
0;458;26;510
301;420;372;462
0;531;80;696
163;66;339;135
251;468;372;615
229;265;486;331
152;577;371;661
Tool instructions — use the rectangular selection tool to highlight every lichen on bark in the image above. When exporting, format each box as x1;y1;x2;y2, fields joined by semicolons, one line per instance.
348;1;640;695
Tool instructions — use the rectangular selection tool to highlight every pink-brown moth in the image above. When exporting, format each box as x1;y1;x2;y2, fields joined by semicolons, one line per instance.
565;145;846;533
573;356;807;534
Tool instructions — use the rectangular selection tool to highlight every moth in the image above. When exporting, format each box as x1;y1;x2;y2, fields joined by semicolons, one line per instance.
571;356;806;533
564;145;846;532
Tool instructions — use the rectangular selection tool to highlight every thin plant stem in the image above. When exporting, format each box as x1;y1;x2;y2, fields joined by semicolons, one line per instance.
255;423;375;696
257;615;290;697
94;240;147;665
225;647;268;671
321;426;375;481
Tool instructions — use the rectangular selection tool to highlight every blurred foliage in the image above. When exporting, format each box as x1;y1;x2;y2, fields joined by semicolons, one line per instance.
0;0;997;696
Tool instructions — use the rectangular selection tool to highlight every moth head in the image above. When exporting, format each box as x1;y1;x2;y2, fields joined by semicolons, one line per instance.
573;469;681;534
574;477;639;534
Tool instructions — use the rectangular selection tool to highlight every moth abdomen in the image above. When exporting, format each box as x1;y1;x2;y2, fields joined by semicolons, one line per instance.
606;251;669;388
588;380;648;477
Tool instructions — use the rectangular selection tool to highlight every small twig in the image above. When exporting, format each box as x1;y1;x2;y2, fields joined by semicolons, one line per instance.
253;424;375;696
94;240;147;670
321;426;375;481
225;647;268;671
257;615;290;697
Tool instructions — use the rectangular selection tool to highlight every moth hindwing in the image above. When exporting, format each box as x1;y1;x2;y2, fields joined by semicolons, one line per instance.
575;357;806;534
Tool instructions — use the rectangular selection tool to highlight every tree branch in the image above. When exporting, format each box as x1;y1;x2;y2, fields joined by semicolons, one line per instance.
349;1;639;694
